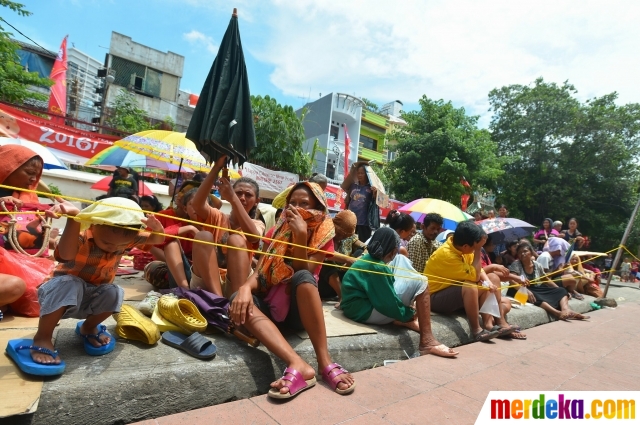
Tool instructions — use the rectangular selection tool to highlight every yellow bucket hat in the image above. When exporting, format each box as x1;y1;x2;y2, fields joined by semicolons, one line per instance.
74;197;144;231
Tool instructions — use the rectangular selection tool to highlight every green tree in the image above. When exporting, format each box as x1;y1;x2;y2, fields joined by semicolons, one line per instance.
105;89;152;133
250;94;311;176
361;97;380;114
0;1;52;103
386;96;503;203
489;78;640;250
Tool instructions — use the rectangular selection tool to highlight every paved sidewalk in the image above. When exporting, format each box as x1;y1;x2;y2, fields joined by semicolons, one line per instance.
134;300;640;425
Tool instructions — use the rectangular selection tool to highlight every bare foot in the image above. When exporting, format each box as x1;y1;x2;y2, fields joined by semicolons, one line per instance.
270;361;316;395
31;335;61;365
419;342;459;357
393;319;420;332
79;323;111;348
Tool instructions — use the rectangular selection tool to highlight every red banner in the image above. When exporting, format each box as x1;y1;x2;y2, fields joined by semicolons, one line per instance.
48;36;68;124
379;198;407;220
343;124;350;178
325;183;345;210
0;102;117;161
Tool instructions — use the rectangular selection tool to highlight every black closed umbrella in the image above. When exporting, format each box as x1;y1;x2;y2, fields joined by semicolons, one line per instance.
186;8;256;166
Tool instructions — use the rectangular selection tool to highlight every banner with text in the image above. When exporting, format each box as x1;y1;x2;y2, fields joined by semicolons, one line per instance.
0;103;118;162
241;162;298;199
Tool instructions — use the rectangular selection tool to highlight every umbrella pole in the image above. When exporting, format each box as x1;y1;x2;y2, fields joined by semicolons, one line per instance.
170;158;184;206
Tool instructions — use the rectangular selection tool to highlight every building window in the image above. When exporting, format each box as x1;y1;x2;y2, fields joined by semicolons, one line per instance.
330;125;339;141
360;134;377;151
110;55;163;98
387;150;396;161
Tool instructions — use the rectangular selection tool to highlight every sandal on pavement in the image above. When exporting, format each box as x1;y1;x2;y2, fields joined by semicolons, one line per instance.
114;304;161;345
75;321;116;356
161;331;217;359
420;344;459;358
498;326;527;340
568;312;590;320
489;325;517;337
158;295;207;334
5;339;66;376
473;329;499;342
321;363;356;395
267;367;317;400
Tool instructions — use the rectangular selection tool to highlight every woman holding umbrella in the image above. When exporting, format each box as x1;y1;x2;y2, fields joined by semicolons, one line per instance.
229;182;356;399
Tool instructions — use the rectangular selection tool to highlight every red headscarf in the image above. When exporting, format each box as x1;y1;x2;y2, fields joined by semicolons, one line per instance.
0;145;43;203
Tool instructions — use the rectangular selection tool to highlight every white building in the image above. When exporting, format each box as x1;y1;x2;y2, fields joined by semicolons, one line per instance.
67;47;102;130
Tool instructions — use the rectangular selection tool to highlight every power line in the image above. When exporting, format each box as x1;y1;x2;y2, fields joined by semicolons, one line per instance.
0;17;51;53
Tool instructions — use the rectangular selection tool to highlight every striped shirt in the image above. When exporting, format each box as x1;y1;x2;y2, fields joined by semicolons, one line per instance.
52;229;149;285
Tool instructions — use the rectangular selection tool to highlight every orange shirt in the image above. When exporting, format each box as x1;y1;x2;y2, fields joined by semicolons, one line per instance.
52;228;149;285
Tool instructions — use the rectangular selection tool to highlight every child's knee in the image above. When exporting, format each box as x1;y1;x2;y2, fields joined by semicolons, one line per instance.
98;285;123;310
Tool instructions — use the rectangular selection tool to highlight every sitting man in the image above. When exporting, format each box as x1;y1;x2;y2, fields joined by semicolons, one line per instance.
424;221;520;342
407;213;444;273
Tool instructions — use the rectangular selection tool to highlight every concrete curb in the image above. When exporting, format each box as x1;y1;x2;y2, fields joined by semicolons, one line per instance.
14;294;600;425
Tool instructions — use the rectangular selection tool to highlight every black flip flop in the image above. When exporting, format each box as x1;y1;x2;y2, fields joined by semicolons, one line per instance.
161;331;217;359
473;329;499;342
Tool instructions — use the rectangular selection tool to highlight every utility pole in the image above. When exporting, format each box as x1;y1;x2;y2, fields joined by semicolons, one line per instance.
603;193;640;297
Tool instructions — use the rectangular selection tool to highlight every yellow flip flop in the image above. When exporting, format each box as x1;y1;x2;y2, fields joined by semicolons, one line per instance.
158;295;207;334
114;305;161;345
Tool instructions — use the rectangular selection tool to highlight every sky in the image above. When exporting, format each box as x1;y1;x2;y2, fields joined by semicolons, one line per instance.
7;0;640;127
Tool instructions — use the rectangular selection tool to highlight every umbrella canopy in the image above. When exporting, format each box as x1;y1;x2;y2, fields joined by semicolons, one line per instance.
399;198;472;230
114;130;209;172
0;137;68;170
186;8;256;165
86;146;195;173
90;176;153;196
476;218;536;244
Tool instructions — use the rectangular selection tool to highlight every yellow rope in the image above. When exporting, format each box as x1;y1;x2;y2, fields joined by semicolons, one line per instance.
0;183;619;291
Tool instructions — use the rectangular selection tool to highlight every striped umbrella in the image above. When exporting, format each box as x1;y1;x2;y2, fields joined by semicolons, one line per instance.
86;146;195;173
114;130;210;172
399;198;473;230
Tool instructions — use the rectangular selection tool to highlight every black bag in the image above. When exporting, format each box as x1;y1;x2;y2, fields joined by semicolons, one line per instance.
368;201;380;230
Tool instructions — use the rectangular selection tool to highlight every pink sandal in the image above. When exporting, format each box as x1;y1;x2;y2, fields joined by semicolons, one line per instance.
321;363;356;395
267;367;316;400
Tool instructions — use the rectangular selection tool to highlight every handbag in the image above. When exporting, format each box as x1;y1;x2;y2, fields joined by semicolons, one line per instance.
367;201;380;230
0;201;52;257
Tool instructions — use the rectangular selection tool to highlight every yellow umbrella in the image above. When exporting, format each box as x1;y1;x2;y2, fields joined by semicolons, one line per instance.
114;130;210;172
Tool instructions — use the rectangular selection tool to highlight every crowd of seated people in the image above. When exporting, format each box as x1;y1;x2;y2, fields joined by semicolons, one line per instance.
12;147;606;400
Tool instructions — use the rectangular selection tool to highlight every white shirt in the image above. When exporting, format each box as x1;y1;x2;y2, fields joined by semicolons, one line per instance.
536;252;553;271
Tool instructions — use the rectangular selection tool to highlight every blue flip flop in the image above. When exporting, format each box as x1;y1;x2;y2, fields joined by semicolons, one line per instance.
5;338;66;376
75;321;116;356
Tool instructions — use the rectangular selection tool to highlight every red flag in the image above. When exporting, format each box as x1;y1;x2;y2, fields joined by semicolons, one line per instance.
460;176;471;188
48;36;68;124
343;124;351;177
461;194;470;211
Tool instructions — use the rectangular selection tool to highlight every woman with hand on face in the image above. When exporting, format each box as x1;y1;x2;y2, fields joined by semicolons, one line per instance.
229;182;355;400
563;218;585;249
341;163;377;243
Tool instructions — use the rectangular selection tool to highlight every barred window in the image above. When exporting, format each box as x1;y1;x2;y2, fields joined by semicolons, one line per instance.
110;55;162;98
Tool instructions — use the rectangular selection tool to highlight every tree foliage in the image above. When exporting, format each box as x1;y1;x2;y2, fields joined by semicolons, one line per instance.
0;1;52;103
386;96;504;203
489;77;640;250
106;89;152;134
250;94;311;176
